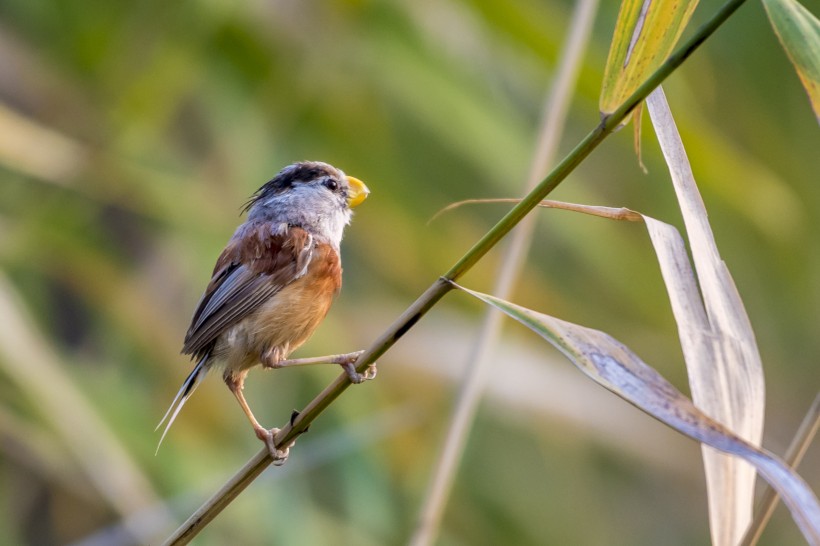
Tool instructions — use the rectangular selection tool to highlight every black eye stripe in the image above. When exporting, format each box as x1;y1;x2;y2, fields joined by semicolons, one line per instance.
244;162;344;212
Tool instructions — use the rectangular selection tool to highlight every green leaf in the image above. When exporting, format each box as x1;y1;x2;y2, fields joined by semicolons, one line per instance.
763;0;820;122
600;0;699;116
454;283;820;545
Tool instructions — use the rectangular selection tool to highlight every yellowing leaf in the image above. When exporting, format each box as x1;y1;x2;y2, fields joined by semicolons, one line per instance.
600;0;699;116
763;0;820;122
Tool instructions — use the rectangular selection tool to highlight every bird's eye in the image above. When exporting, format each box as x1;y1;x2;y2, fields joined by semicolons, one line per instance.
323;178;339;192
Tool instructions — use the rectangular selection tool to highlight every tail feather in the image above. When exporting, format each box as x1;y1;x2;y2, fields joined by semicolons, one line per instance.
155;355;209;454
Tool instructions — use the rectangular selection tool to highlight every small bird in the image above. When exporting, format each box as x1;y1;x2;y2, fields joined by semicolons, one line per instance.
157;161;372;462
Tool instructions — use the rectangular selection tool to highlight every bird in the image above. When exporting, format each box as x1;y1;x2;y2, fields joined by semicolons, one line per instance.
156;161;372;462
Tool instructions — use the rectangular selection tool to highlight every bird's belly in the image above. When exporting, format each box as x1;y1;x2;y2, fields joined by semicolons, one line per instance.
213;276;337;374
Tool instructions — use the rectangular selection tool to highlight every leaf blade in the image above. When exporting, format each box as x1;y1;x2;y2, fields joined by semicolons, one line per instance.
455;284;820;545
763;0;820;122
647;88;765;546
600;0;699;116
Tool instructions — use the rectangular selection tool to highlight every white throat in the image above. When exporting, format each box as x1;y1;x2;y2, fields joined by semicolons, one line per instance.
249;185;351;249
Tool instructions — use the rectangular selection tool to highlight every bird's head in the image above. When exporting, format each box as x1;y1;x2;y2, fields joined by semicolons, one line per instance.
245;161;369;246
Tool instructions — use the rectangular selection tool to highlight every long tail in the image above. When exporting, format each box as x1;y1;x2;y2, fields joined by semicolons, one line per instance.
155;354;209;454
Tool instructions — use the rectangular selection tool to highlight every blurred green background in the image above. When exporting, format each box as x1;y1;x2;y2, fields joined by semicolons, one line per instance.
0;1;817;545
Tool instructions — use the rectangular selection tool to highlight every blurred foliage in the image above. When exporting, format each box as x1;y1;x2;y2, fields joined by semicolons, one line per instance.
0;1;817;545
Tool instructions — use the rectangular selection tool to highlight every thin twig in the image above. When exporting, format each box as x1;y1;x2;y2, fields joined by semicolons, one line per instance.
410;1;599;544
430;198;644;223
739;393;820;546
164;1;750;542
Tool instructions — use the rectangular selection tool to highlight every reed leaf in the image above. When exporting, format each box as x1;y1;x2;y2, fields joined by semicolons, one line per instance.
599;0;699;116
762;0;820;122
454;284;820;545
647;88;765;546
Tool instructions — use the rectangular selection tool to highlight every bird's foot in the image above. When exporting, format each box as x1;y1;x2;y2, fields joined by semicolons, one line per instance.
338;355;378;384
255;427;292;466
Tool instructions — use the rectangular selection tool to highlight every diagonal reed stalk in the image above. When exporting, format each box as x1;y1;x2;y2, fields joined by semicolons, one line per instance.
164;0;749;543
410;1;599;543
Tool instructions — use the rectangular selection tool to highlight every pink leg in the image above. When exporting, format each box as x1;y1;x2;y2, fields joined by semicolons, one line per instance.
262;349;377;383
223;370;291;465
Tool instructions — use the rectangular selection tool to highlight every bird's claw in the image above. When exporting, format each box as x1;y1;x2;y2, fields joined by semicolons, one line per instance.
340;361;378;384
334;351;377;384
256;427;292;466
362;363;378;381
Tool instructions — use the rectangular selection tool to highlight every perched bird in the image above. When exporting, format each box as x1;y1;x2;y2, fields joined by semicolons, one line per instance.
157;161;372;462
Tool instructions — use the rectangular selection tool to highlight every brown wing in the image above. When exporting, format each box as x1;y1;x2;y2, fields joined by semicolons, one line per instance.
182;222;314;359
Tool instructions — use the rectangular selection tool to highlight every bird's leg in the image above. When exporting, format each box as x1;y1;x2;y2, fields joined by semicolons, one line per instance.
223;370;293;465
264;349;377;384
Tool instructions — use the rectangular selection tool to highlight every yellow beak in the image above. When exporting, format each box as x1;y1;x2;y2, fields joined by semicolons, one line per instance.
346;176;370;208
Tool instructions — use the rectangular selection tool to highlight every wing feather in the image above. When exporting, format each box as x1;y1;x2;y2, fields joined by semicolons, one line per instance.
182;222;314;358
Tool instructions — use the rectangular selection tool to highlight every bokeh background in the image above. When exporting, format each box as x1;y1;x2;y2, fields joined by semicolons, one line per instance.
0;1;818;545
